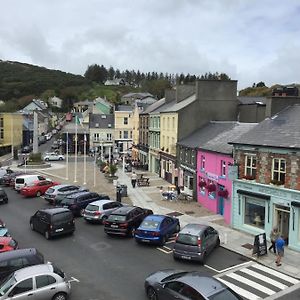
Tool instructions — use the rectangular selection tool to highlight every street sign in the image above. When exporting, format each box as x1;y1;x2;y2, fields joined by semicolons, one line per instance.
252;233;267;257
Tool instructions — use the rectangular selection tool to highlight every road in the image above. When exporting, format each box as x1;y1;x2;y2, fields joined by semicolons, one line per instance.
1;186;254;300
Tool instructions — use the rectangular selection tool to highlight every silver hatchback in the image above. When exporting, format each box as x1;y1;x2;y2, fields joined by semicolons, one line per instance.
83;199;123;223
0;263;71;300
173;224;220;264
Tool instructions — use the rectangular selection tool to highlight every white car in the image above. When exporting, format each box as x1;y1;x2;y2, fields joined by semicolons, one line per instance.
43;152;65;161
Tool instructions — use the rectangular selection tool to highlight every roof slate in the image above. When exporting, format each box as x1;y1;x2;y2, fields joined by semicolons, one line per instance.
89;114;114;129
160;94;196;113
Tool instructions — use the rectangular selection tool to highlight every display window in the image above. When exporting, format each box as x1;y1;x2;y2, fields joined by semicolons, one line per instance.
244;197;265;229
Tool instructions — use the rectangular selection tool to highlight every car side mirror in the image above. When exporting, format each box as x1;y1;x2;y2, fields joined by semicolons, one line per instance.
162;284;166;289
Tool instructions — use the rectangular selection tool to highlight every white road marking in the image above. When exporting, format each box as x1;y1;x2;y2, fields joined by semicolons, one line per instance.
217;278;261;300
206;261;252;273
69;277;80;283
251;263;300;284
156;246;173;254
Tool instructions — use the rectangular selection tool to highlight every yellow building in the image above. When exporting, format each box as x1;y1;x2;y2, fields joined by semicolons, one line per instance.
131;104;141;160
114;105;133;154
0;113;23;156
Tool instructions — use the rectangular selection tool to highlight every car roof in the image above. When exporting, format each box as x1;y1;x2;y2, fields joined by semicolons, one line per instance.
143;215;168;222
51;184;76;191
87;199;115;206
110;206;139;215
179;224;209;235
177;273;226;296
67;191;96;198
39;208;71;215
15;174;39;179
0;248;39;261
14;264;53;281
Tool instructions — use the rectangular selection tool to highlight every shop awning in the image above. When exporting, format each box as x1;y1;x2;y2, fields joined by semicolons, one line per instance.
237;190;271;201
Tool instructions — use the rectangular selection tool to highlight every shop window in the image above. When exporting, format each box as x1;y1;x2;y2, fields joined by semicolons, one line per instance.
124;117;128;125
245;155;257;178
207;180;216;199
124;131;128;139
221;160;226;177
200;155;205;171
272;158;286;183
198;177;206;195
184;174;193;190
244;198;265;229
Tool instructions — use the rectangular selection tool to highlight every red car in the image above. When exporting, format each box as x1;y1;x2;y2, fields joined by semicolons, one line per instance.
20;180;60;197
0;237;18;253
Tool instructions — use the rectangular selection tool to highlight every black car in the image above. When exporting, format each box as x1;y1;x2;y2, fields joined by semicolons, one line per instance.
0;188;8;204
0;248;44;280
104;206;153;237
54;188;89;206
145;270;243;300
59;191;110;216
30;208;75;240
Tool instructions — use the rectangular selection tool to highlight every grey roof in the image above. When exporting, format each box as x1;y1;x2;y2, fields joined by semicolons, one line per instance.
237;96;267;105
229;104;300;149
89;114;114;129
150;99;175;114
142;98;166;114
122;92;153;99
178;121;257;154
161;94;196;113
115;105;132;112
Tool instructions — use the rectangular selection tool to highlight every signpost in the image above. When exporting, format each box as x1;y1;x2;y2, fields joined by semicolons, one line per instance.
252;233;267;257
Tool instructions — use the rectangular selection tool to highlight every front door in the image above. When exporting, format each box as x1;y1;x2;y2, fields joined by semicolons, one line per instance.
218;197;224;215
275;205;290;245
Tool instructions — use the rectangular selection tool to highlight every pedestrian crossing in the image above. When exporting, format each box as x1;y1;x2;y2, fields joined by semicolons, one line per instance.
216;262;299;300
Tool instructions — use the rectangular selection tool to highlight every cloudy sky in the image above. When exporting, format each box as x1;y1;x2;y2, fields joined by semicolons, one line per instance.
0;0;299;90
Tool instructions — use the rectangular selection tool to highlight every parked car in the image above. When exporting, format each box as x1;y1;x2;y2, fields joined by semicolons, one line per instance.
173;224;220;264
43;152;65;161
0;263;71;300
44;184;87;205
135;215;180;245
30;208;75;240
20;180;60;197
0;188;8;204
54;188;89;206
0;228;10;237
0;248;44;281
83;200;124;223
1;172;24;187
0;237;18;253
15;175;47;192
144;269;243;300
59;192;109;217
104;206;153;237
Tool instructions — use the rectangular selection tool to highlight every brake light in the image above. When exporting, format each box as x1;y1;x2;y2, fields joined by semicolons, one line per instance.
197;238;202;248
119;222;128;228
152;232;160;237
135;229;141;235
94;211;102;216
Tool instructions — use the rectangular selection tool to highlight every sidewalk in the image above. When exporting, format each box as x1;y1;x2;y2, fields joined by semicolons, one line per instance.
9;159;300;279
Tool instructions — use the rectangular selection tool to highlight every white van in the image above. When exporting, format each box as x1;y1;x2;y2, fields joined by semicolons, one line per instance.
15;174;47;192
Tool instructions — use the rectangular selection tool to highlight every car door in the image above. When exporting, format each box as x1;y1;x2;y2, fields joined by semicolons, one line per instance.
202;229;212;253
32;211;43;232
39;213;50;235
6;277;34;299
160;281;186;300
207;226;219;248
133;208;144;227
34;274;58;300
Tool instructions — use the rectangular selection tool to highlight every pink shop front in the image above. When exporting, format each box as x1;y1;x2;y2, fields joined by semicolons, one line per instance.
197;150;232;224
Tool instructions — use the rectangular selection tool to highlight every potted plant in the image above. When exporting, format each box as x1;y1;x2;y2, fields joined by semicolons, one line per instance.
218;189;229;198
270;179;284;186
105;164;118;183
242;174;256;180
198;180;207;188
206;183;216;192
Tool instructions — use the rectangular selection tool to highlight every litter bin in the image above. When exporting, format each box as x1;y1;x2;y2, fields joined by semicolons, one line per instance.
118;184;127;197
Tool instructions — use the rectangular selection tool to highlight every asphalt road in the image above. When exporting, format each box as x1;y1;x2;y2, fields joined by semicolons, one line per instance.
1;186;250;300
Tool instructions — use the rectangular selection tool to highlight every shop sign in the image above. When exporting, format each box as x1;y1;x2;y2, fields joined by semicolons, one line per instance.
180;164;195;174
206;172;218;181
252;233;267;257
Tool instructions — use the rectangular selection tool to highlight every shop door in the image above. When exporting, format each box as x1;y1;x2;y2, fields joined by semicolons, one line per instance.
218;197;224;215
275;205;290;245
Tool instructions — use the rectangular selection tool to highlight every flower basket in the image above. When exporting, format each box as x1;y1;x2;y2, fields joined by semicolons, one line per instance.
218;189;229;198
242;174;255;180
206;183;216;192
270;179;284;186
198;180;207;188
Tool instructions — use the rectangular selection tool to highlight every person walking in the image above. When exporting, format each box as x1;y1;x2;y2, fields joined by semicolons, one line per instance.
131;172;137;188
275;235;285;266
269;227;279;254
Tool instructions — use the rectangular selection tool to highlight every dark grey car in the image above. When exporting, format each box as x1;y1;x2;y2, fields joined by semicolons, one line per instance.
145;269;243;300
173;224;220;264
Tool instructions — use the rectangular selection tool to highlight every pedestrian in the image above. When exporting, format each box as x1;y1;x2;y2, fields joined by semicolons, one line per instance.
275;235;285;266
131;172;137;188
176;185;181;196
269;227;279;254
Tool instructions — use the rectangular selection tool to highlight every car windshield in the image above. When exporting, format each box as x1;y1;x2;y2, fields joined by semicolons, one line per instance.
46;188;55;194
176;233;198;246
0;274;17;296
52;264;65;279
52;212;73;224
107;214;126;222
86;205;99;211
140;220;160;229
15;178;24;184
161;272;189;283
208;288;242;300
61;198;75;205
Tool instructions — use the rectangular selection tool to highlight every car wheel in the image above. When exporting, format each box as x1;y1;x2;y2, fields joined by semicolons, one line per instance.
79;209;85;217
52;292;67;300
129;227;135;237
175;224;180;232
215;237;220;248
45;158;49;161
30;222;34;231
101;215;108;224
45;231;51;240
36;191;41;197
160;235;167;246
5;198;8;204
59;157;63;161
201;252;207;265
147;287;158;300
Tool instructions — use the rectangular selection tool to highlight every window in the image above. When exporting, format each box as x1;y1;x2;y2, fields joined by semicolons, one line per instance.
130;131;133;139
94;133;99;141
0;118;3;128
10;278;33;296
0;128;3;139
244;197;265;229
124;131;128;139
124;117;128;125
200;155;205;171
272;158;286;183
36;275;56;288
119;131;122;139
107;133;112;141
245;155;257;178
165;281;184;293
221;160;226;177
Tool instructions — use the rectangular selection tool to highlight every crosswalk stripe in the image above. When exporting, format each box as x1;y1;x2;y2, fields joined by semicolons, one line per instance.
226;273;275;295
217;278;260;300
251;263;300;284
239;268;288;290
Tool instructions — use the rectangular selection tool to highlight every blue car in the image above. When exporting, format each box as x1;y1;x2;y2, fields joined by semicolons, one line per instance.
135;215;180;245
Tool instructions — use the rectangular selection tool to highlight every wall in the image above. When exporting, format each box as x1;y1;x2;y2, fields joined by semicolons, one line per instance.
238;104;266;123
197;150;233;224
265;97;300;118
160;113;178;156
176;84;196;103
0;113;23;147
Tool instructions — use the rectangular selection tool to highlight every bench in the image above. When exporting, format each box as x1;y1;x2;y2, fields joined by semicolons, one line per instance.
137;177;150;186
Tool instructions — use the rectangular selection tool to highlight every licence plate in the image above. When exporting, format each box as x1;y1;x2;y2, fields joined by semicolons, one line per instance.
142;239;150;243
55;228;64;232
181;255;191;260
0;199;3;202
111;225;118;228
85;217;92;220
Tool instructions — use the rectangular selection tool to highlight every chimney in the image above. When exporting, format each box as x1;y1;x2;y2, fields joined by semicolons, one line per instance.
175;84;195;103
164;89;176;103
